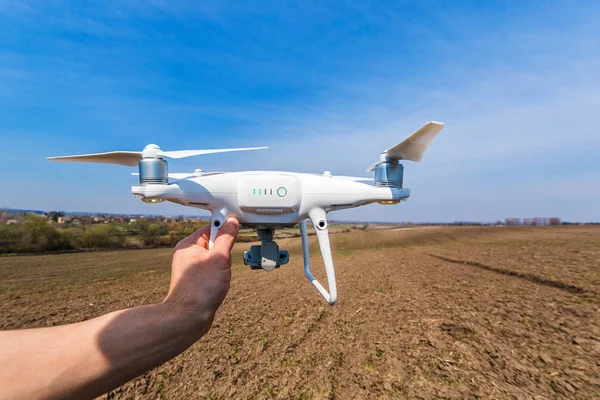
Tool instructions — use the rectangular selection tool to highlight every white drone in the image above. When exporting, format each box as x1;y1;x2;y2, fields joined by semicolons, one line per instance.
48;122;444;305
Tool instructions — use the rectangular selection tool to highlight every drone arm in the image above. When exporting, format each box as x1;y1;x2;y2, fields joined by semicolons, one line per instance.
208;209;227;249
300;209;338;305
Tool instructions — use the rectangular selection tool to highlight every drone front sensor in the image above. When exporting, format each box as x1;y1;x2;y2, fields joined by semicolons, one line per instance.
47;121;445;305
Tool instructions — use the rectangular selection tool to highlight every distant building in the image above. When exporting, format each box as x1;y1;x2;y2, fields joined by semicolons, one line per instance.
524;217;550;226
506;217;560;226
505;218;521;226
57;216;73;224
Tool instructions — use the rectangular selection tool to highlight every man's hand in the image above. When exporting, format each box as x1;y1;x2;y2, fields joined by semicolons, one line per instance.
165;217;240;326
0;217;241;400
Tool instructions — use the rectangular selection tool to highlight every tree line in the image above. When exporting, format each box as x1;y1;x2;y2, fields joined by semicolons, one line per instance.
0;214;208;254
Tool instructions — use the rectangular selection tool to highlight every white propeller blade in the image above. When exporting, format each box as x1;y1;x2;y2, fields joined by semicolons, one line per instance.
159;147;267;159
332;175;373;182
131;172;225;180
47;151;143;167
48;146;268;167
367;121;444;171
165;172;194;180
385;121;444;162
309;173;373;182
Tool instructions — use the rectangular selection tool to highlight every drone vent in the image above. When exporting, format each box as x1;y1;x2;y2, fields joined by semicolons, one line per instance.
140;177;169;184
255;208;284;215
374;180;403;188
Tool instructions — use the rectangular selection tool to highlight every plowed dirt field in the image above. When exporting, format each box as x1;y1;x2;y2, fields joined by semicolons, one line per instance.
1;226;599;399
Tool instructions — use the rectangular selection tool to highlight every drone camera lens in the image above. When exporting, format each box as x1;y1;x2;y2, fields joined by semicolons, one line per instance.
213;220;221;228
317;220;327;230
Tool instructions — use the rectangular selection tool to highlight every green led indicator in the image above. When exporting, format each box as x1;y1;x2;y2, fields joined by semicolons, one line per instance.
258;189;262;195
277;187;287;197
253;189;256;195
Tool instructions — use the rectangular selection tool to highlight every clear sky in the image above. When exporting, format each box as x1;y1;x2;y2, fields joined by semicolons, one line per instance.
1;1;599;222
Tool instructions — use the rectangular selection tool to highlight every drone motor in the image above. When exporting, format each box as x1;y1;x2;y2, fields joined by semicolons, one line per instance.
138;158;169;185
373;160;404;188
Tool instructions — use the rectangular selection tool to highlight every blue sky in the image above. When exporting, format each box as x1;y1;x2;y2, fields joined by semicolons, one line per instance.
1;1;599;222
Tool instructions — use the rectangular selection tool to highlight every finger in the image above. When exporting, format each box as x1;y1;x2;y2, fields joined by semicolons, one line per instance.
194;226;212;248
211;217;239;254
176;224;211;249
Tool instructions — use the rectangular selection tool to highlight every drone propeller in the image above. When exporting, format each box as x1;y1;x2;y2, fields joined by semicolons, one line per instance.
332;175;373;182
367;121;444;171
47;145;268;167
308;172;373;182
164;172;195;180
131;171;225;180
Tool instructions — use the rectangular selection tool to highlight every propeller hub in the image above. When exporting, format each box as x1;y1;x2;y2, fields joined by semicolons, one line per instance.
142;144;162;159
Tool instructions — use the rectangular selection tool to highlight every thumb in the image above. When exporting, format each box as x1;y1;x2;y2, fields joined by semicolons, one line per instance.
212;217;240;253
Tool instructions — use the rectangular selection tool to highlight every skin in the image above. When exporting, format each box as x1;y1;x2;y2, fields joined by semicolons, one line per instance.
0;217;240;400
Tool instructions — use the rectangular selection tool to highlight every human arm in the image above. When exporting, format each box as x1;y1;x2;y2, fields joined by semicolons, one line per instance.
0;217;239;400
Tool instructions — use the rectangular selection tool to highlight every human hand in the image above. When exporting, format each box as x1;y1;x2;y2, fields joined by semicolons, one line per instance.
164;217;239;326
0;217;239;400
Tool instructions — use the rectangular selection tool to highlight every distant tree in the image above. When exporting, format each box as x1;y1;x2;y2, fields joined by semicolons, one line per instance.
80;224;121;249
139;222;169;246
22;214;71;251
47;211;59;222
169;222;188;244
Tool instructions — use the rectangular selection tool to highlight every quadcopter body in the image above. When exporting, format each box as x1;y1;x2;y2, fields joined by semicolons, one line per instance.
48;122;444;305
131;170;410;228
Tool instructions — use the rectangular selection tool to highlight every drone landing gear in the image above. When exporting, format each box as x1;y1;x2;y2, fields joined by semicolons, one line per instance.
243;229;290;271
211;208;336;305
300;208;337;305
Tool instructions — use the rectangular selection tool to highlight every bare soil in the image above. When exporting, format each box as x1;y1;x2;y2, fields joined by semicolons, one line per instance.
1;226;599;399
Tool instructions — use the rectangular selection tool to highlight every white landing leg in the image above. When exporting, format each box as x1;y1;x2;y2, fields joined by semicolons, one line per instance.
300;208;338;305
209;209;227;249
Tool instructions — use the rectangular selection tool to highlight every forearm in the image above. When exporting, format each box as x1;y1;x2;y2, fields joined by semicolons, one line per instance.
0;220;238;400
0;301;212;400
